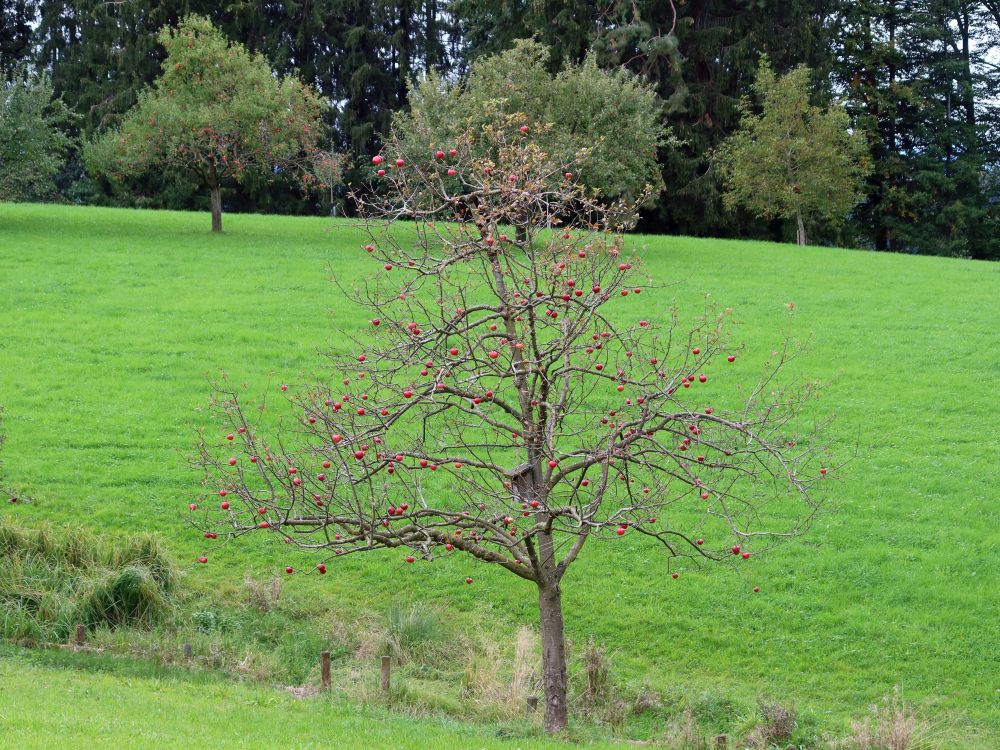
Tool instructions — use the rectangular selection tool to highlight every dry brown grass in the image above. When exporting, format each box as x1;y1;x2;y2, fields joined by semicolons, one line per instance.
831;689;941;750
661;706;710;750
243;574;281;613
582;638;611;704
633;685;663;715
354;603;456;667
745;697;798;748
847;699;917;750
509;625;542;712
460;625;540;719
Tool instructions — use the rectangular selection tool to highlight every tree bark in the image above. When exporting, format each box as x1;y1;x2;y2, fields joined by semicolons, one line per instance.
795;210;807;246
210;183;223;233
538;581;569;733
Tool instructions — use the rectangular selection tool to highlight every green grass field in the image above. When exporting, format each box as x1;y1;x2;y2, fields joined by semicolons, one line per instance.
1;203;999;746
0;646;595;749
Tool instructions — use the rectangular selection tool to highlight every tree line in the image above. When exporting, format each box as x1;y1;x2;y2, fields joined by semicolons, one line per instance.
2;0;998;258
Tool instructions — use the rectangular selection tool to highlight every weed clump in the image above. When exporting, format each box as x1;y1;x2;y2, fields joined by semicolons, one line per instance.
0;518;177;642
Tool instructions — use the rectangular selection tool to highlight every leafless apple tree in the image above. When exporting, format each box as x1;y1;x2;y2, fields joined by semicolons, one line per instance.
196;114;829;733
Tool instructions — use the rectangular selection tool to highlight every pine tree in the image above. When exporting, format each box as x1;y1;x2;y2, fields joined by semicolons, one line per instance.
831;1;999;258
0;0;37;75
450;0;598;67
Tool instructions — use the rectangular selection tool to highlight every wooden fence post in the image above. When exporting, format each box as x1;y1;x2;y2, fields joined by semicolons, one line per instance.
526;695;539;713
380;655;391;693
320;650;331;690
74;624;86;647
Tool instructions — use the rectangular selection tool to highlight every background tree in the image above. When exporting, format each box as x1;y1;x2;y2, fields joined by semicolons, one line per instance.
0;66;74;202
454;1;836;239
597;0;837;239
714;60;870;246
393;39;665;208
307;149;347;216
0;0;37;75
449;0;597;67
30;1;463;213
830;0;1000;259
85;15;326;232
196;116;828;733
10;0;1000;256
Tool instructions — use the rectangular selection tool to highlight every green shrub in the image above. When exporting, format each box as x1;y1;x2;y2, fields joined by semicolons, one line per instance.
75;566;172;630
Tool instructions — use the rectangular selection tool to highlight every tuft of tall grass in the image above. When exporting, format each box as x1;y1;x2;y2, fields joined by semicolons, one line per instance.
75;566;173;630
0;518;177;642
835;688;945;750
376;602;454;666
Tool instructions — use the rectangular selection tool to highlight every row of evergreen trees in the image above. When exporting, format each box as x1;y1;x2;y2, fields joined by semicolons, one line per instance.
2;0;998;258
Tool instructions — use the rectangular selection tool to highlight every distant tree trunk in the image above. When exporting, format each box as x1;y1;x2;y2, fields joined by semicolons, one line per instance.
209;183;223;233
397;1;412;106
795;210;807;246
538;580;569;733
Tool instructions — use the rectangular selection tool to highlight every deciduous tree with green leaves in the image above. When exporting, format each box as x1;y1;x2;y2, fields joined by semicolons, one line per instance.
85;15;327;232
0;67;75;202
393;39;665;211
714;60;870;246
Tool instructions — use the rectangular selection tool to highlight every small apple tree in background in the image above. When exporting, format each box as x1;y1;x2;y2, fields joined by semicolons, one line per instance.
306;149;347;216
86;15;327;233
196;115;828;734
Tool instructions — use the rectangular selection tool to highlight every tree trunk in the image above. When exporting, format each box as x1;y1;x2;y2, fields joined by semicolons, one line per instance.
210;184;223;233
538;581;569;733
516;224;528;246
795;210;807;246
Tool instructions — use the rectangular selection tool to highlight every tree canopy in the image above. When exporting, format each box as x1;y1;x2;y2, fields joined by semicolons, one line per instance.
714;60;870;246
3;1;1000;257
0;66;74;202
393;39;665;205
85;15;327;232
198;115;826;734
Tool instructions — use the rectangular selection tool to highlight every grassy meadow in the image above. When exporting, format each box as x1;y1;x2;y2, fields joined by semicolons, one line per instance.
1;202;998;746
0;645;593;749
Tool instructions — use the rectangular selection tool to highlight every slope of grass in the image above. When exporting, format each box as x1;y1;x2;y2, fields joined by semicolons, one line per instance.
1;203;998;745
0;646;590;749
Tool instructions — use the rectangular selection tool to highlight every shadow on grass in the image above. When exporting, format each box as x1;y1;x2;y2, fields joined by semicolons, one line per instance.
0;642;227;687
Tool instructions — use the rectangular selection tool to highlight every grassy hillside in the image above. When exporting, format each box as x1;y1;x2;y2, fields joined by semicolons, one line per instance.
1;203;998;745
